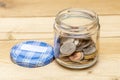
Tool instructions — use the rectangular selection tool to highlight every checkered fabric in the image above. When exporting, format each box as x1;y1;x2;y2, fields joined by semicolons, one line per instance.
10;41;54;68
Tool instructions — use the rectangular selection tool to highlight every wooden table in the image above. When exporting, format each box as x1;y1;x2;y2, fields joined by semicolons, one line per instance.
0;16;119;80
0;0;120;17
0;0;120;80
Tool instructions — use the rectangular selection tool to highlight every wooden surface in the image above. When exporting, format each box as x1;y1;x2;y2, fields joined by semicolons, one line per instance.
0;0;120;17
0;16;120;80
0;0;120;80
0;16;120;40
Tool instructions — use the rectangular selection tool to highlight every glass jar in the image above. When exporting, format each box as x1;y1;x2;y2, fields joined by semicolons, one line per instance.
54;8;100;69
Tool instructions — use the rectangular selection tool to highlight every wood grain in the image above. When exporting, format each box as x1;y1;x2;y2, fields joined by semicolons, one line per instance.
0;0;119;79
0;15;119;80
0;38;120;80
0;0;119;17
0;16;119;40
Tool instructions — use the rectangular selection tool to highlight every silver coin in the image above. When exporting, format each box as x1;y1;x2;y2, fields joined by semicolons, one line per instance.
83;44;96;55
60;37;74;44
75;39;83;51
75;38;94;52
59;53;68;57
80;39;93;48
60;42;76;56
76;46;83;52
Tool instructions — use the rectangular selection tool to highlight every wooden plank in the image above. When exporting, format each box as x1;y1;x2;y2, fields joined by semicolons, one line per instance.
0;33;54;40
0;16;120;40
0;0;119;17
0;38;120;80
0;18;54;32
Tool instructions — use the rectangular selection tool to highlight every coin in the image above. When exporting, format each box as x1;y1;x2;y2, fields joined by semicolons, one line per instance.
60;37;74;44
83;44;96;55
64;38;74;44
80;39;93;48
78;59;89;64
59;56;71;62
69;52;84;62
84;53;96;60
60;42;76;56
76;46;83;52
83;44;97;60
76;39;93;52
59;53;70;57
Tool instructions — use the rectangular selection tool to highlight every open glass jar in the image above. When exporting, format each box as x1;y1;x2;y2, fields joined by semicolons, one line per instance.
54;8;100;69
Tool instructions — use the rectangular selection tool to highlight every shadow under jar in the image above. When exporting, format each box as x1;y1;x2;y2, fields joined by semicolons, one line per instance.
54;8;100;69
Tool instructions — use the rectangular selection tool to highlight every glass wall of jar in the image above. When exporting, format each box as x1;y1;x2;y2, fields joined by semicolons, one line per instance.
54;8;100;69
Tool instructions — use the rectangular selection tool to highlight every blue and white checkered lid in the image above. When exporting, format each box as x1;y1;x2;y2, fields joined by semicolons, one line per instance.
10;41;54;68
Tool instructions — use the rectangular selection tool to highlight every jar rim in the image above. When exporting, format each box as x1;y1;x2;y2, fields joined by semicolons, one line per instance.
55;8;99;29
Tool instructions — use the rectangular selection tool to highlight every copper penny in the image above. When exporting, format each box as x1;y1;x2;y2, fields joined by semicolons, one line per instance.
69;52;84;62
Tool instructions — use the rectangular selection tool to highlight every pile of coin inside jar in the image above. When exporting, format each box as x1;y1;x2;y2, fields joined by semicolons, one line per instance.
58;36;97;64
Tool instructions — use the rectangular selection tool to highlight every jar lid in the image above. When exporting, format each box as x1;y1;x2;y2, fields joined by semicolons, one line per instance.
10;41;54;68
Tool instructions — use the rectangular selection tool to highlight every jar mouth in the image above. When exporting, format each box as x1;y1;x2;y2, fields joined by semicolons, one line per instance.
55;8;99;31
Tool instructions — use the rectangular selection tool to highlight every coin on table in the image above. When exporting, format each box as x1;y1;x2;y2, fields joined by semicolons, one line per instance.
60;42;76;56
69;52;84;62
